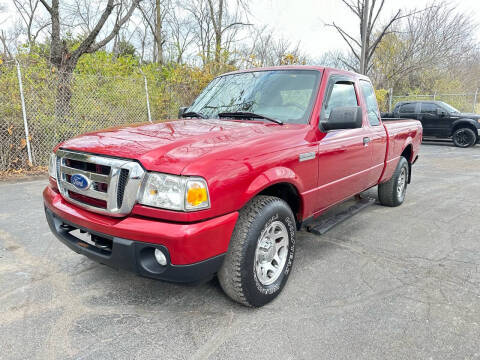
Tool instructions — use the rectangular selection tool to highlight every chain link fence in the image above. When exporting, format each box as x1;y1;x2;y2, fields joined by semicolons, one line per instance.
389;91;479;113
0;60;201;172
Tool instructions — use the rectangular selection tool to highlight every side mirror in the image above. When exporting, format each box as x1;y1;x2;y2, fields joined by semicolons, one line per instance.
321;106;363;131
178;106;188;118
436;108;447;116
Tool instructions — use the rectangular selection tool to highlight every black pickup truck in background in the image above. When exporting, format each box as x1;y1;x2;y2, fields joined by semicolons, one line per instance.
383;101;480;147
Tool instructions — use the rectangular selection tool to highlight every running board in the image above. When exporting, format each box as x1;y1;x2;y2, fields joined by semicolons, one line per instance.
305;197;376;236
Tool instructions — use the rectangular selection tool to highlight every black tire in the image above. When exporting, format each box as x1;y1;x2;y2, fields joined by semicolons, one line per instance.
218;195;296;307
378;157;409;207
452;127;477;148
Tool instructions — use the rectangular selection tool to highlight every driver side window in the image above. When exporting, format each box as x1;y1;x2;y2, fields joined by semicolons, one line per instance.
420;103;438;114
322;81;358;120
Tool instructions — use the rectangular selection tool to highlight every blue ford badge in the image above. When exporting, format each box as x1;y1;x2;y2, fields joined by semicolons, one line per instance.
71;174;90;190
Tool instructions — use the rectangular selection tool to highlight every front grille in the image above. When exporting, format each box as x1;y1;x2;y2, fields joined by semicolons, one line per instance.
65;158;111;175
55;150;145;217
68;191;108;208
117;169;129;208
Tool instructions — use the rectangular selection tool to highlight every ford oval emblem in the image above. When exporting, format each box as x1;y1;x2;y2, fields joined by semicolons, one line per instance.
70;174;90;190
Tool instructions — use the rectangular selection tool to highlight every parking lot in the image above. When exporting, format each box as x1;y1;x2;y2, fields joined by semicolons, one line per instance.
1;141;480;360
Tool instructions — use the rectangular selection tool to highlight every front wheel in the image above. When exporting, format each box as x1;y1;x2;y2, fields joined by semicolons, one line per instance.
452;127;477;148
218;195;296;307
378;157;409;207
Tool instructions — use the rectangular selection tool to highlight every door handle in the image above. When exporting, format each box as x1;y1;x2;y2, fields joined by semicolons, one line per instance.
363;137;371;146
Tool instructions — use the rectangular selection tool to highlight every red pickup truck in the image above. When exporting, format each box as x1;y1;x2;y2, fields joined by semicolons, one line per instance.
44;66;422;307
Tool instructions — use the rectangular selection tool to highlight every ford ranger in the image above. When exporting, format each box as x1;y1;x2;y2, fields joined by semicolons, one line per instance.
43;66;422;307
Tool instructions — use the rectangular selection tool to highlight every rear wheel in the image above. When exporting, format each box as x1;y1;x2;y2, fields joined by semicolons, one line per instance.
218;195;296;307
452;127;477;148
378;157;409;207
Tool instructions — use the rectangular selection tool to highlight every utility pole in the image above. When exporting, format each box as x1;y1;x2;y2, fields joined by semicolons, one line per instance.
360;0;369;74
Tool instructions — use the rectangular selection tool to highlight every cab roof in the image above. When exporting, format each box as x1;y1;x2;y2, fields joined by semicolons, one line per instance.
220;65;369;81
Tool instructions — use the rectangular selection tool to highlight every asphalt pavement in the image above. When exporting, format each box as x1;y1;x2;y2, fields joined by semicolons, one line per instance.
1;141;480;360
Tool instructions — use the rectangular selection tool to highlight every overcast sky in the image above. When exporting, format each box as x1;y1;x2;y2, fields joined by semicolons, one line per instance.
1;0;480;59
249;0;480;59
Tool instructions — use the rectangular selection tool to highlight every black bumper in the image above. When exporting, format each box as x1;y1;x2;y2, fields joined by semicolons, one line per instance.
45;207;225;284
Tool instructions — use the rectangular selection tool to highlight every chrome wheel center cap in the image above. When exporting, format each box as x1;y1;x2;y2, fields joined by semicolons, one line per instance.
258;238;275;262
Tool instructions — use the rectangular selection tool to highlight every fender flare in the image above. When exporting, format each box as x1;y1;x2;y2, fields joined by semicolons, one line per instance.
400;138;415;183
241;166;304;209
450;119;478;136
401;137;414;162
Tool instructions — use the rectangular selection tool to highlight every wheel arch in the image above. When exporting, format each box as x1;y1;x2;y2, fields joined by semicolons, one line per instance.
400;143;413;183
450;119;478;137
257;182;303;226
400;143;413;163
243;167;304;226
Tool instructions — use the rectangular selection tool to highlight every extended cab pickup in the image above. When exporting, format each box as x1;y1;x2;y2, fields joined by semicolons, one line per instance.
384;100;480;147
44;66;422;307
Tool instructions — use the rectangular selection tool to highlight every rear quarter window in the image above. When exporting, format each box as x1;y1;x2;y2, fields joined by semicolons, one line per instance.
359;81;380;126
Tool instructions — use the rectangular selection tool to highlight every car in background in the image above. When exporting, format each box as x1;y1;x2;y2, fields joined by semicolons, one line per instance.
383;101;480;147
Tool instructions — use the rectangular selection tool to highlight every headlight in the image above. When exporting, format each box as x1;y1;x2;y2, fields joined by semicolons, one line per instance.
48;153;57;179
139;173;210;211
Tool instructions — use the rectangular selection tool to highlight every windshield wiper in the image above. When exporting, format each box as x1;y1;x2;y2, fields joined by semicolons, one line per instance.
181;111;206;119
217;111;283;125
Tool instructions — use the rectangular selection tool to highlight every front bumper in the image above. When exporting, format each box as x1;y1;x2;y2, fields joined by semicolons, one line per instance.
43;185;239;283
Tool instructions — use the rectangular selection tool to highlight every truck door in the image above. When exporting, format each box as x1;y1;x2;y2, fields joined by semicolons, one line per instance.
315;76;372;210
419;102;440;136
358;80;387;187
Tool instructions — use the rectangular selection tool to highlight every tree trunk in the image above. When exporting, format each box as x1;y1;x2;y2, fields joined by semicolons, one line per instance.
359;0;369;74
155;0;163;64
55;69;74;124
39;0;138;123
112;33;119;60
214;0;223;63
53;53;79;125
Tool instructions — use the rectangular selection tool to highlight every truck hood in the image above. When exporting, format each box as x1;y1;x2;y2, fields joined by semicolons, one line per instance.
59;119;300;174
457;113;480;121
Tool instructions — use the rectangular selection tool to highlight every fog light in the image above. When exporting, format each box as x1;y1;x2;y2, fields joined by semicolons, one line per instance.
154;249;167;266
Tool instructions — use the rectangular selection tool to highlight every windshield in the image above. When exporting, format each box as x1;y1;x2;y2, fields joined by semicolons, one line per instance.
188;70;321;124
440;101;460;114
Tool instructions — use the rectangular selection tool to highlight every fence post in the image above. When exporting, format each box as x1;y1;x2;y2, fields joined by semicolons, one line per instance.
139;69;153;124
473;88;478;113
433;91;437;101
16;60;33;165
388;88;393;112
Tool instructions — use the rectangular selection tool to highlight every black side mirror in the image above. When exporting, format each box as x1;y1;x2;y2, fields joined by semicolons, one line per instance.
178;106;188;118
436;108;447;116
321;106;363;131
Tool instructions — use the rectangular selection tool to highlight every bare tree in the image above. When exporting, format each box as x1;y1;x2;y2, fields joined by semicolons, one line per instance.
205;0;250;63
370;2;478;91
12;0;50;49
138;0;171;64
329;0;413;74
184;0;213;65
238;25;309;68
39;0;140;120
166;5;195;63
316;50;349;69
183;0;249;65
0;30;13;59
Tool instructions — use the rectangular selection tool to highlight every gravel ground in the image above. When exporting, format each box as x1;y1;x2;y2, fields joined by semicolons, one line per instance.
1;141;480;360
